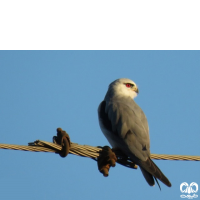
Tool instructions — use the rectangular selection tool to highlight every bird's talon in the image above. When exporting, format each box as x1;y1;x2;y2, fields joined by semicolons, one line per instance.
97;146;117;177
110;159;116;167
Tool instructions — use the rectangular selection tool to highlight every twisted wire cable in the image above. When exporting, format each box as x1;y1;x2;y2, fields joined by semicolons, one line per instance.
0;141;199;161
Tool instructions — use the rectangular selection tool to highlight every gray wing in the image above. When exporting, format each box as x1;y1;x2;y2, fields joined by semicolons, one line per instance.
99;99;150;161
98;100;171;187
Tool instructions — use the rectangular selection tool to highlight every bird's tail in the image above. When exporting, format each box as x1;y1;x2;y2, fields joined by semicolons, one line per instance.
139;158;171;188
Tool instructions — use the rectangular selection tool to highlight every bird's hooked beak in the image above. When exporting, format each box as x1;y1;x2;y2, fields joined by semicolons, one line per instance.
133;87;139;94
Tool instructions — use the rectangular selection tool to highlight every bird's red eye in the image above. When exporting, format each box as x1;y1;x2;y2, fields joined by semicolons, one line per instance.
125;83;134;88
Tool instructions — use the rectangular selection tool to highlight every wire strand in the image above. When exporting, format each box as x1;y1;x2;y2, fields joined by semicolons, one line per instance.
0;140;200;161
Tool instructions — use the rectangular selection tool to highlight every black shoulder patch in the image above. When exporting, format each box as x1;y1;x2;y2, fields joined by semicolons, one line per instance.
99;101;113;133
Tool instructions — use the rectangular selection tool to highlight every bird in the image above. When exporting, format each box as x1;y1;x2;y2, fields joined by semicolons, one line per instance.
98;78;171;188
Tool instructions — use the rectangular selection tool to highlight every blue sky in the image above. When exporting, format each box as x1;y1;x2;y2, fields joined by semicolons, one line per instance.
0;51;200;200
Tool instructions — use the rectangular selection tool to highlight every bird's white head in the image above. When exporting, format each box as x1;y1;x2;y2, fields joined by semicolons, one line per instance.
105;78;139;100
